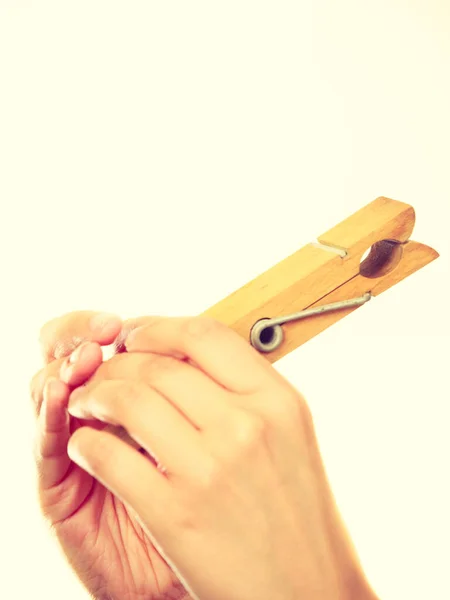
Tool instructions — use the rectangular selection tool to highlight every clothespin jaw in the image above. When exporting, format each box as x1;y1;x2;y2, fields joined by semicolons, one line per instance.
203;197;439;363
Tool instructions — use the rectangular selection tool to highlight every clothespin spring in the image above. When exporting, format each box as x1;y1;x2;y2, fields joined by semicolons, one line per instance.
250;293;372;353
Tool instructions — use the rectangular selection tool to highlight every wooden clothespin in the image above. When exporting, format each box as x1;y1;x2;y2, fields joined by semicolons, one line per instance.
202;196;439;363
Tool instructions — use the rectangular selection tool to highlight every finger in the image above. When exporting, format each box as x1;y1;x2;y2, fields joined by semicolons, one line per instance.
113;316;161;353
30;342;103;417
68;426;173;537
68;378;208;477
39;311;122;364
125;316;275;394
115;317;200;369
86;351;232;429
30;360;65;417
34;378;72;489
138;354;232;430
59;341;104;386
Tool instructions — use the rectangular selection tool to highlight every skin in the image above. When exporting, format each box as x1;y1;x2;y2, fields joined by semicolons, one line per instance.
30;311;378;600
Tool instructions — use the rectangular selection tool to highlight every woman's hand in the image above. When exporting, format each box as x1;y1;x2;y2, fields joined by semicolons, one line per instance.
65;315;378;600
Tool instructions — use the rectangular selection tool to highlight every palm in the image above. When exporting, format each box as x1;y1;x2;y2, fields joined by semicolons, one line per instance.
44;419;188;600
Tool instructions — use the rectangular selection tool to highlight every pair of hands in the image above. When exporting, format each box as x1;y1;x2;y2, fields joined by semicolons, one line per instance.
30;310;376;600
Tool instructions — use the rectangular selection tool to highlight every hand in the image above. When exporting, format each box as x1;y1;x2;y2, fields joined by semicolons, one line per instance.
30;311;192;600
65;316;378;600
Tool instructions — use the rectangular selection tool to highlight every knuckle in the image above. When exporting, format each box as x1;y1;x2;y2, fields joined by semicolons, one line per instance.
229;411;268;452
181;316;224;342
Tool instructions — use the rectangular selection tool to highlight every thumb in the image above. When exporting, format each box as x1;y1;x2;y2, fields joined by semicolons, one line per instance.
39;310;122;364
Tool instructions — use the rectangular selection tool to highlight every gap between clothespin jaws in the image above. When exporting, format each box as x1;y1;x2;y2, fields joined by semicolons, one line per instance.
202;196;439;363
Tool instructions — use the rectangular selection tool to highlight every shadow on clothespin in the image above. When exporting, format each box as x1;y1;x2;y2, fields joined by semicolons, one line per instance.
203;197;439;363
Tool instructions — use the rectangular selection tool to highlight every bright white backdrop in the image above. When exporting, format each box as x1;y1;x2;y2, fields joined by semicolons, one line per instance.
0;2;449;599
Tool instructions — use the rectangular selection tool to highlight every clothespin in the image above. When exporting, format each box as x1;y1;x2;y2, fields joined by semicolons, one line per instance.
202;197;439;363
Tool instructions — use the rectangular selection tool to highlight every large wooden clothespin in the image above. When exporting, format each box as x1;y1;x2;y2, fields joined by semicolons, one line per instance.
202;196;439;363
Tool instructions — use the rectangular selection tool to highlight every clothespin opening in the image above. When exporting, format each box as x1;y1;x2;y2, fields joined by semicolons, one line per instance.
359;239;404;279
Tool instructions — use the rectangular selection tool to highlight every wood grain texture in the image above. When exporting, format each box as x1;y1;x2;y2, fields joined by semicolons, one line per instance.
202;197;439;363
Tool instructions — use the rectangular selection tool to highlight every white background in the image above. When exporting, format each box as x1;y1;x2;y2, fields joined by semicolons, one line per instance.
0;2;449;599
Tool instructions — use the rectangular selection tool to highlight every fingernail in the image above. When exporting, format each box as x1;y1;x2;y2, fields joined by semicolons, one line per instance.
89;313;121;336
69;341;90;364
